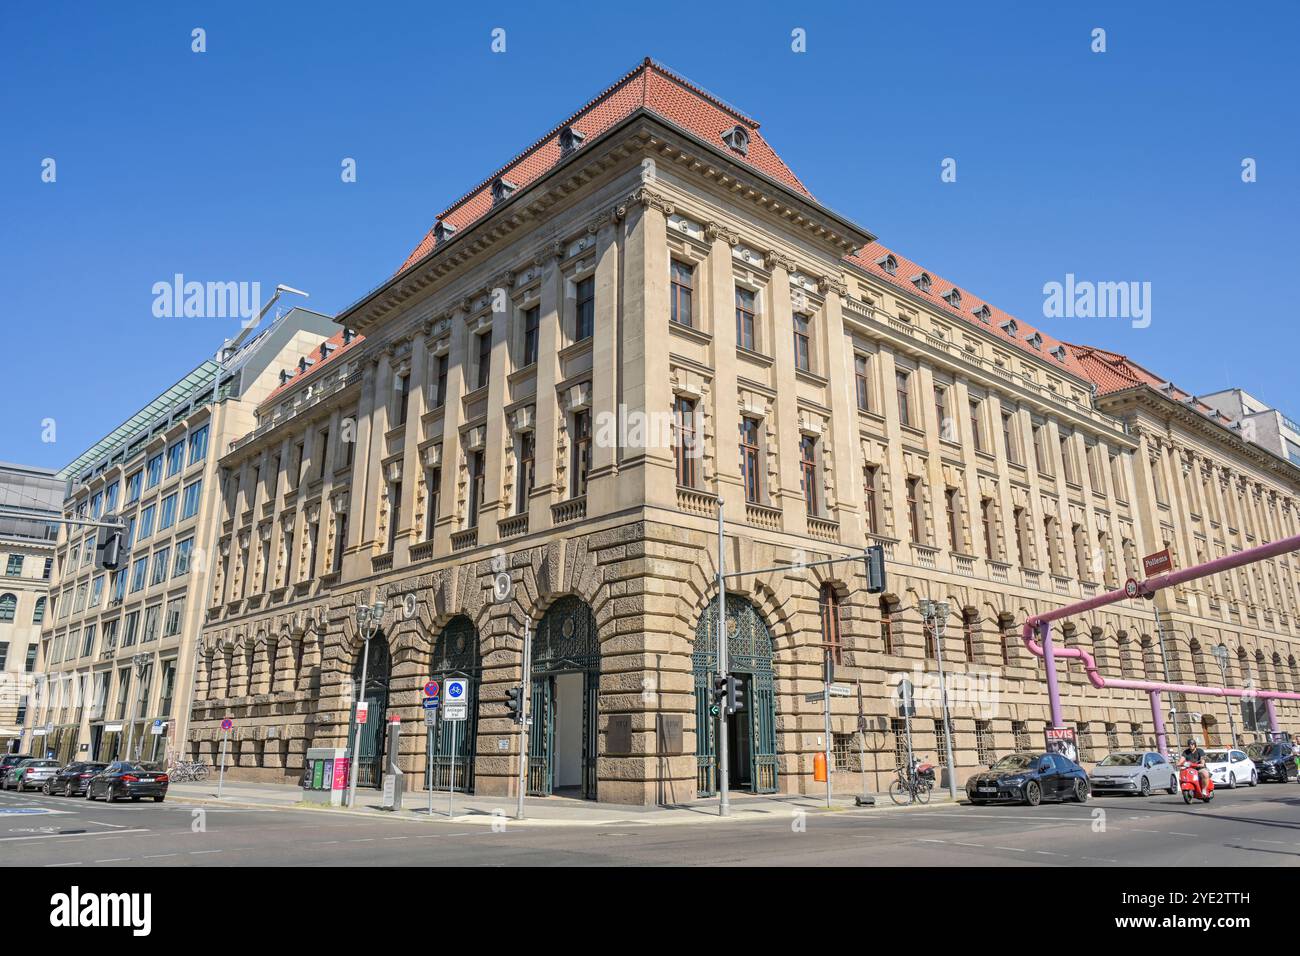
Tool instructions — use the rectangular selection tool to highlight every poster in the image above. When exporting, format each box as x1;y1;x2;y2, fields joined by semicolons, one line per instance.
1044;726;1079;764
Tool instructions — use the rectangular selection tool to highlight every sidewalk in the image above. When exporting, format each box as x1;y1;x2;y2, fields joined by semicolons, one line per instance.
166;777;964;827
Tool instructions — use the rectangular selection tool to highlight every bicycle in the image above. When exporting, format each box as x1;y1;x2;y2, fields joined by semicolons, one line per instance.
888;760;935;806
167;760;210;783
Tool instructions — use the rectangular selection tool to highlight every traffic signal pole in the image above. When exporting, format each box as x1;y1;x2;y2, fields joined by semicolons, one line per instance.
716;500;730;818
516;620;531;821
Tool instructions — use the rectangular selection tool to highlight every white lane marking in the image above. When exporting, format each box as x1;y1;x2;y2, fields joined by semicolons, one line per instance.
44;861;84;867
0;828;149;843
189;849;222;855
349;838;374;843
1168;831;1197;837
383;836;407;841
90;821;130;828
1083;857;1119;863
954;842;985;847
1035;850;1063;856
94;858;129;863
143;853;179;859
918;838;946;844
993;846;1027;852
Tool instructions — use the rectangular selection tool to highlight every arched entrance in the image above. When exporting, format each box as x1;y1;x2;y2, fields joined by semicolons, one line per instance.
693;594;778;797
528;596;599;799
429;616;480;792
349;633;391;789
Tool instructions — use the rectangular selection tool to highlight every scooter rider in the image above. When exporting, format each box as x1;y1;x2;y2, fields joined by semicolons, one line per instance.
1181;738;1210;793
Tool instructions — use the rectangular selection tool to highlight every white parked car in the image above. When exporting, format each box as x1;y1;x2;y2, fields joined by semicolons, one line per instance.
1203;748;1257;788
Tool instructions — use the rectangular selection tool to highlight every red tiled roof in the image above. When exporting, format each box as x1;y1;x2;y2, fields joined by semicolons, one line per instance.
261;328;365;407
396;58;811;274
1065;343;1220;416
847;241;1087;379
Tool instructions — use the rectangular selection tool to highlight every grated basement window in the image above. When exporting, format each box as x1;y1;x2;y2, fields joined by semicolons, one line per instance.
975;720;996;764
833;733;854;771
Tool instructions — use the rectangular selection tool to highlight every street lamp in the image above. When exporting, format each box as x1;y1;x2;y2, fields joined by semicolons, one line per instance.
346;600;386;808
1212;644;1239;750
918;599;958;800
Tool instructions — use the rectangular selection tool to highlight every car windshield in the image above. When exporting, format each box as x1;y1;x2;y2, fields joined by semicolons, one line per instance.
1098;753;1141;766
1247;744;1282;759
1204;750;1228;762
991;754;1036;771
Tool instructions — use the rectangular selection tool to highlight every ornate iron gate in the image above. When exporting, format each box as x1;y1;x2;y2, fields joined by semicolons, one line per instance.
527;596;600;798
429;616;480;792
348;634;390;789
693;594;779;796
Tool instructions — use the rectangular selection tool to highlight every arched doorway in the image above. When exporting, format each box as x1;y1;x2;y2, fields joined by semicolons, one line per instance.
693;594;778;797
528;596;599;799
349;633;391;789
429;616;480;792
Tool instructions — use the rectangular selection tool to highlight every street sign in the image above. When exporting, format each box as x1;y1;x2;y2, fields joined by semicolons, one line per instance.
220;718;233;731
1124;577;1140;599
424;680;440;699
422;697;439;710
829;684;852;698
151;720;167;735
1142;548;1173;577
446;678;467;701
424;711;438;728
355;702;369;725
893;678;916;717
443;701;468;722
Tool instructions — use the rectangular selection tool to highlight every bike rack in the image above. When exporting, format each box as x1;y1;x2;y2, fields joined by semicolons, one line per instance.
1020;532;1300;755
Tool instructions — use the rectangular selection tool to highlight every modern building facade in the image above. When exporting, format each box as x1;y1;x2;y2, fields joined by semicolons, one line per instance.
189;60;1300;803
1197;388;1300;468
0;463;61;751
29;308;335;765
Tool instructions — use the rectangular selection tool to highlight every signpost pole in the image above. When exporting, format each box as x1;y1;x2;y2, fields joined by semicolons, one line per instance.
823;649;833;809
516;620;531;821
717;501;729;818
426;722;433;817
447;722;456;820
217;727;228;800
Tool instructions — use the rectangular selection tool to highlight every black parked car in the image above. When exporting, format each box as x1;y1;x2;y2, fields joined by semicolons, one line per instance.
0;753;32;787
1247;741;1296;782
45;762;108;796
967;752;1090;806
85;761;169;803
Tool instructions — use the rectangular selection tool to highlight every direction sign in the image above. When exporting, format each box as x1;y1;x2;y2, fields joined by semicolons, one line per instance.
442;701;468;722
446;678;467;701
220;718;233;732
828;684;852;698
424;711;438;728
424;680;440;699
1142;548;1173;577
422;697;439;710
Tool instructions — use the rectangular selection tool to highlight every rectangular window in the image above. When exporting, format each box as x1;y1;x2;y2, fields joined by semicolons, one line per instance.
476;333;492;391
571;410;591;498
142;604;161;643
1111;453;1127;502
5;554;22;576
91;491;103;519
158;660;177;716
740;417;762;504
395;373;411;426
188;424;209;465
138;504;155;541
575;276;595;340
146;454;163;488
104;481;119;513
317;429;329;481
863;465;880;535
173;537;194;577
150;547;170;586
129;556;147;593
332;513;348;573
819;586;843;666
522;305;540;366
1033;424;1049;474
432;356;448;408
934;386;950;439
735;287;756;351
1002;412;1019;464
1060;433;1077;484
793;314;812;371
946;488;961;552
981;498;996;560
516;433;535;514
166;440;184;477
126;471;142;504
467;454;484;529
122;611;140;648
163;599;183;639
896;371;912;427
854;355;871;411
426;467;441;539
907;477;923;543
158;493;177;531
307;520;320;578
970;400;984;452
43;557;52;579
800;436;818;516
181;480;202;520
670;261;693;327
81;623;97;659
674;397;698;488
281;527;296;586
1013;507;1028;567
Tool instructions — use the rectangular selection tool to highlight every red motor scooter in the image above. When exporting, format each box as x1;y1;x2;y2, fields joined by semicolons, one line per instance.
1179;761;1214;804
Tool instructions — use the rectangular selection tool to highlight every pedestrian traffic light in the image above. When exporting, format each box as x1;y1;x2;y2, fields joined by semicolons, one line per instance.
864;544;886;594
94;516;126;571
505;684;524;724
725;675;745;715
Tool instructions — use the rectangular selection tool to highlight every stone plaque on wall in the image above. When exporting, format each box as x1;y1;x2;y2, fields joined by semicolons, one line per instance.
607;714;633;755
657;714;684;755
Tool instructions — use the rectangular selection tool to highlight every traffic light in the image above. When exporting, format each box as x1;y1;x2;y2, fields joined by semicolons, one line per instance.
864;544;886;594
712;675;728;705
505;684;524;724
94;516;126;571
725;675;745;715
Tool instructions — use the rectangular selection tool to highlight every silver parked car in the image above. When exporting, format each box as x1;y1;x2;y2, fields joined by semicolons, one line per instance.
4;758;61;792
1089;751;1178;796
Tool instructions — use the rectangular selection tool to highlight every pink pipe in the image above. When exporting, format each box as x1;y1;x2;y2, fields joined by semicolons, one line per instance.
1021;532;1300;713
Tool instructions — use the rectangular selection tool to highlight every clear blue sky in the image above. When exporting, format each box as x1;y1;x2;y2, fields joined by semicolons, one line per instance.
3;0;1296;470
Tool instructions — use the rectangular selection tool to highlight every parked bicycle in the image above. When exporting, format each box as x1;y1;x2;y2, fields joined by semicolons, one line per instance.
888;755;936;805
166;760;210;783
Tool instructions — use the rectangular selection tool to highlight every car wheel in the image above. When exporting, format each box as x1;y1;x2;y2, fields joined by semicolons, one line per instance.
1140;776;1151;797
1182;789;1193;804
85;785;95;801
1228;772;1237;789
1168;776;1178;795
1250;770;1258;787
105;786;116;804
1073;779;1089;803
152;796;165;803
1024;781;1042;806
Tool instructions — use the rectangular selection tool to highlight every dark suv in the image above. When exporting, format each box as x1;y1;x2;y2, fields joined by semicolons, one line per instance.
0;754;33;787
1247;741;1296;782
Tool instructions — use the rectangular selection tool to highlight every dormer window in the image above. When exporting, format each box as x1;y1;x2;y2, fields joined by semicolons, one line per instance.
491;177;518;205
342;328;357;345
942;288;962;308
1000;319;1018;337
298;356;315;373
1050;345;1067;363
877;254;898;276
433;221;457;244
319;342;336;360
973;304;992;323
559;126;586;156
722;124;750;155
278;370;291;386
1027;332;1043;349
911;272;932;293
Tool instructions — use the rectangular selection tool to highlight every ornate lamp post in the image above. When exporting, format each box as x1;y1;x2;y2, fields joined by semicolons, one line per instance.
1212;643;1239;750
918;599;958;799
346;600;385;808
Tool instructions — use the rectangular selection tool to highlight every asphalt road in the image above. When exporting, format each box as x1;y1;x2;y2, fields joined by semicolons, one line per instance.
3;783;1299;867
